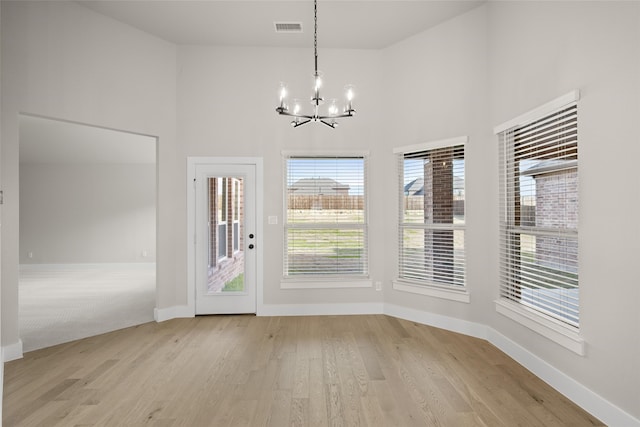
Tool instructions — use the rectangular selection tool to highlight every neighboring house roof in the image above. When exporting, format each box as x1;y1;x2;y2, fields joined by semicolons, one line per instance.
404;178;425;195
404;177;465;196
520;160;578;177
289;178;350;195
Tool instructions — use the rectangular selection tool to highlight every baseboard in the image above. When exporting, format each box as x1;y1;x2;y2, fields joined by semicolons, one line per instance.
382;304;639;427
487;329;640;427
2;339;24;362
257;302;384;317
154;305;194;322
156;301;637;425
1;357;3;423
384;303;487;340
155;303;384;320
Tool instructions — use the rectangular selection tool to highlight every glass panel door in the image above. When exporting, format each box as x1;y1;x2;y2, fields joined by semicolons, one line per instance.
195;164;256;314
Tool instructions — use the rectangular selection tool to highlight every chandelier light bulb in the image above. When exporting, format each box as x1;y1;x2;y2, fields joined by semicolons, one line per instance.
275;0;356;128
278;83;288;111
328;99;338;116
346;86;354;101
344;85;355;113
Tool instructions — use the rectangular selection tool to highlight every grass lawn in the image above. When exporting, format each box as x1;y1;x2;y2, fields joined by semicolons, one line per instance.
222;273;244;292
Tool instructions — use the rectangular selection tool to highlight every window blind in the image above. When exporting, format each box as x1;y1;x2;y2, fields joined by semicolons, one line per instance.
284;155;368;277
397;144;465;288
498;103;579;327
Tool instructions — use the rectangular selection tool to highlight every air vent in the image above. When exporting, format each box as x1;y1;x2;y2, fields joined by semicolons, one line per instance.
274;22;303;33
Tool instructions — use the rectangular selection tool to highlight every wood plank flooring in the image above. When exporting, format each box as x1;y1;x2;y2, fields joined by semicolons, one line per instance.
3;315;604;426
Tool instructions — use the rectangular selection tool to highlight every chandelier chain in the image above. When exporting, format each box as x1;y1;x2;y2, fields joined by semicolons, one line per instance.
275;0;355;128
314;0;318;73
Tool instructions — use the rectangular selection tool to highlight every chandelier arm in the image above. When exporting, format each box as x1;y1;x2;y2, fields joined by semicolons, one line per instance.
292;119;312;128
314;112;355;120
275;0;355;128
320;120;337;129
276;109;314;119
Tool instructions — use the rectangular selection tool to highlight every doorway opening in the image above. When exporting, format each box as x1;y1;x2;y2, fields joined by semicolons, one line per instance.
18;114;157;352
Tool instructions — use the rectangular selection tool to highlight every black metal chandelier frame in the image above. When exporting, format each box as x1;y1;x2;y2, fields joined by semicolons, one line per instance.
275;0;355;128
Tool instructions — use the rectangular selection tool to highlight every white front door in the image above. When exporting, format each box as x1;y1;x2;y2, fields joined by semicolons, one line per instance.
194;163;257;314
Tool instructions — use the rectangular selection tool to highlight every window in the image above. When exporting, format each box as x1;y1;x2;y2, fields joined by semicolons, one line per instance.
497;93;579;328
283;155;368;280
217;177;228;260
233;179;240;253
395;139;466;296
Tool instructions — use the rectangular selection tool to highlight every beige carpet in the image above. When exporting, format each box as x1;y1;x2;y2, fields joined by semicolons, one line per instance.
19;263;156;352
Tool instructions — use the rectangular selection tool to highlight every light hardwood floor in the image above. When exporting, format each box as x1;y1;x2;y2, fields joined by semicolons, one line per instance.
3;315;603;426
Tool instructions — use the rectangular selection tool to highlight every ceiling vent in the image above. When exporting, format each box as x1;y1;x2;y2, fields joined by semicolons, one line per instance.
274;22;303;33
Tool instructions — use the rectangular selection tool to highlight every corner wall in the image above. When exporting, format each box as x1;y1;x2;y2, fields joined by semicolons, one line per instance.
486;1;640;420
381;1;640;422
381;4;492;334
0;1;177;349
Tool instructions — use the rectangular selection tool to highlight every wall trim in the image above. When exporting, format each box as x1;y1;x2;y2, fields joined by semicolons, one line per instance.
383;303;639;427
1;357;4;422
154;306;194;322
495;299;585;355
2;339;24;362
487;328;639;427
257;302;384;317
384;303;486;339
149;300;640;425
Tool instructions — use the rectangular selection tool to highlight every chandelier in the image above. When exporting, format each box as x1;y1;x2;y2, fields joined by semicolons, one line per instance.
275;0;355;128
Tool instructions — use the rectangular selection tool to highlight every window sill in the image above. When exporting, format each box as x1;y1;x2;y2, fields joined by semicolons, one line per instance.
393;280;470;303
281;279;372;289
495;299;585;356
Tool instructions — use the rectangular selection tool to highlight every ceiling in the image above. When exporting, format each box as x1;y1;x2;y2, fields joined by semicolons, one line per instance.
20;115;156;165
77;0;485;49
19;2;484;163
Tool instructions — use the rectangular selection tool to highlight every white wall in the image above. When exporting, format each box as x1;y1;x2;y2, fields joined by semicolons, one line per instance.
381;4;491;323
19;163;156;264
382;2;639;421
1;1;177;348
487;1;640;420
177;45;386;307
1;0;639;422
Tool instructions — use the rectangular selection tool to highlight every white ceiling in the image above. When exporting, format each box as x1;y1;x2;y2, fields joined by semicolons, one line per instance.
20;2;484;163
77;0;485;49
19;115;156;164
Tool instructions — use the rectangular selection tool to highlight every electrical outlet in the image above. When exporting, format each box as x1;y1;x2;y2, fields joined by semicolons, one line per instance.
375;281;382;291
28;251;33;259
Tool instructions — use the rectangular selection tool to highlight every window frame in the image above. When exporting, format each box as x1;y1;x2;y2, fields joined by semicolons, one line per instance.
216;177;228;261
494;90;584;355
281;151;371;289
392;137;470;303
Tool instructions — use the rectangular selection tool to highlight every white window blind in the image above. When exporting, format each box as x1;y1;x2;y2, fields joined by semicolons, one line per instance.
498;102;579;327
397;144;465;288
284;155;368;277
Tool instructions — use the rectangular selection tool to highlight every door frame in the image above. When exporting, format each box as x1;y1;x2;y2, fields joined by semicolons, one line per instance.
187;157;263;316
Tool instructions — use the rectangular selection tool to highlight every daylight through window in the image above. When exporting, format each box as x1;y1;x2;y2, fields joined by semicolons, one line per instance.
397;143;466;289
284;155;368;278
498;101;579;327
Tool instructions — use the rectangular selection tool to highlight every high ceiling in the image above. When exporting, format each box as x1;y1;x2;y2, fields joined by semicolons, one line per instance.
77;1;485;49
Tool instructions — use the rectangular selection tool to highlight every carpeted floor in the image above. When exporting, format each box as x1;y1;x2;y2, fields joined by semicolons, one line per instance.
19;263;156;352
